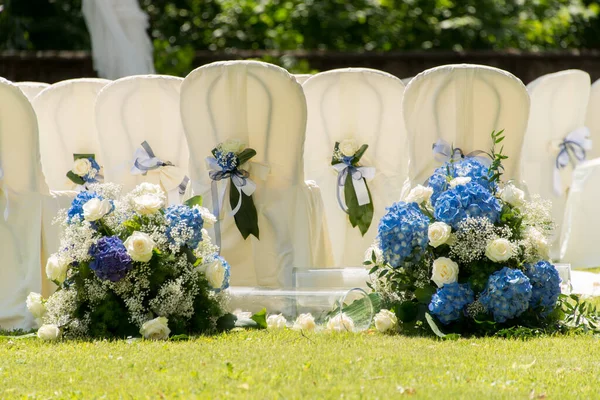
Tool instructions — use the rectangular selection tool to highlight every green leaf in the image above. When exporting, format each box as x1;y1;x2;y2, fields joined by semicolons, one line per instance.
184;195;203;208
353;144;369;164
169;334;190;341
425;312;447;338
415;286;436;304
237;148;257;165
250;308;268;329
216;313;237;332
331;142;341;165
396;301;418;323
66;171;85;185
73;153;95;160
230;180;259;240
344;174;374;236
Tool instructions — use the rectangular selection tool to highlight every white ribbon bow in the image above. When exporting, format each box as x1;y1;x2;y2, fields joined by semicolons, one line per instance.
332;163;376;212
553;126;592;196
131;141;190;205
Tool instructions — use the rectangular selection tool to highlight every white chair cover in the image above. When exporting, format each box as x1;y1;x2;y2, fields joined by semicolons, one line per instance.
15;82;50;100
82;0;155;79
560;158;600;268
521;70;590;257
303;68;409;266
403;64;530;184
401;76;413;86
180;61;332;287
96;75;189;197
585;78;600;159
293;74;312;85
0;78;48;330
32;78;110;191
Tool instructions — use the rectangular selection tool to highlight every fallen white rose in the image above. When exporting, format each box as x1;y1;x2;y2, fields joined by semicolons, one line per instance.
140;317;171;340
292;313;316;332
37;324;60;341
266;314;287;330
374;309;398;333
26;292;46;319
327;313;355;333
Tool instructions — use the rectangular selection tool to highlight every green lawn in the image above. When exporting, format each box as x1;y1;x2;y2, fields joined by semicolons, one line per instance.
2;330;600;399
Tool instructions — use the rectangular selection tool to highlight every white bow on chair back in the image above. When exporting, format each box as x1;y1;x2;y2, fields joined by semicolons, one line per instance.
403;64;529;184
521;69;591;255
0;78;48;330
303;68;409;266
33;78;110;191
95;75;189;198
585;78;600;159
181;60;328;287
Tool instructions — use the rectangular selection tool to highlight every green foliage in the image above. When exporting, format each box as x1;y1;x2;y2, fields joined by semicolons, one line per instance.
1;0;600;76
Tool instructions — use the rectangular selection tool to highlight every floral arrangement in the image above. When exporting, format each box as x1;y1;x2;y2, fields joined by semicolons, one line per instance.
27;182;234;340
331;139;376;235
366;131;565;336
67;154;102;187
207;139;259;239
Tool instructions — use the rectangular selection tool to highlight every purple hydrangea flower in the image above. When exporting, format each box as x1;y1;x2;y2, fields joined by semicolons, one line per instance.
89;236;133;282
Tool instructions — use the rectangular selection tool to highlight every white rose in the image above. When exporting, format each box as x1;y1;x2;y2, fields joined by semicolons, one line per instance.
140;317;171;340
45;254;69;283
405;185;434;204
485;238;514;262
196;206;217;227
232;309;253;320
124;231;155;262
133;194;163;215
326;313;355;333
137;182;164;196
501;184;525;207
82;198;112;221
220;138;246;154
428;222;452;248
266;314;287;330
431;257;459;288
339;139;359;157
292;313;316;332
26;292;46;318
374;309;398;333
525;227;550;259
449;176;472;188
203;258;227;289
72;158;92;177
37;324;60;341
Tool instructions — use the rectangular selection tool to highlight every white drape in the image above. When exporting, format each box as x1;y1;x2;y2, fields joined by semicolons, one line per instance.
82;0;155;79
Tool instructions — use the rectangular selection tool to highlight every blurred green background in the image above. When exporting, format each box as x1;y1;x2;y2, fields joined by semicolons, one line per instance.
1;0;599;76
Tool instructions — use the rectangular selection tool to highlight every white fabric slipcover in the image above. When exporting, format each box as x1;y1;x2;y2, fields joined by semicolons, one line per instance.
33;78;110;191
15;82;50;100
303;68;409;266
403;64;530;184
293;74;312;85
521;70;591;257
95;75;189;195
0;78;48;330
560;158;600;268
585;78;600;159
180;61;332;287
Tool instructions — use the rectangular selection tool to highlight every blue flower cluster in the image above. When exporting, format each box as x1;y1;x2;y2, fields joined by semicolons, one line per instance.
480;267;533;323
215;150;238;172
165;205;204;249
428;158;494;206
433;182;502;228
429;283;475;324
89;236;133;282
213;255;231;292
525;261;561;314
67;191;101;221
377;202;429;267
83;158;101;183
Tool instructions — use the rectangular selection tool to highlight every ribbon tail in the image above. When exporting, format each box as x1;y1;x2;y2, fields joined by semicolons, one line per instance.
211;180;222;253
553;167;562;196
230;184;244;216
352;177;371;206
336;181;349;214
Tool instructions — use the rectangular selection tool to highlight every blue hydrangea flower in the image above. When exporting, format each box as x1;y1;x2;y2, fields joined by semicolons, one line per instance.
89;236;133;282
67;191;102;221
480;267;533;323
82;158;101;183
377;201;429;268
428;158;495;206
214;150;238;172
429;283;474;325
433;182;502;228
212;255;231;292
525;261;561;315
164;205;204;249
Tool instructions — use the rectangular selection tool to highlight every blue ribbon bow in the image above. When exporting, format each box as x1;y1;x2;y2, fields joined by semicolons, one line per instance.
554;127;592;195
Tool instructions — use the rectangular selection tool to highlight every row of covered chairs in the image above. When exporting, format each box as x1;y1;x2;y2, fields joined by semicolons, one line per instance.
1;62;598;330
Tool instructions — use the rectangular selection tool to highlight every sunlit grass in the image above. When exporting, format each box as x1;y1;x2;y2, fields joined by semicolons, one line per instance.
2;330;600;399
